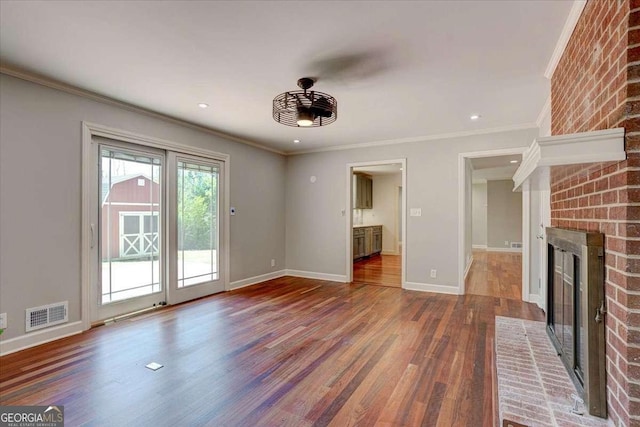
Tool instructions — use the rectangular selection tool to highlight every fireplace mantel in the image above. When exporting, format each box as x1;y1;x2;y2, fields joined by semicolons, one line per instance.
513;128;625;191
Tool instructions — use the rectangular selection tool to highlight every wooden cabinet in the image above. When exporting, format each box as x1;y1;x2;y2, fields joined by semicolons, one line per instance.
372;226;382;254
353;228;366;259
353;225;382;260
353;173;373;209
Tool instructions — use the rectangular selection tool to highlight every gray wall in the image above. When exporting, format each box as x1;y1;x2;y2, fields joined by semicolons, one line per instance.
285;128;538;289
472;183;488;247
0;74;286;340
487;180;522;249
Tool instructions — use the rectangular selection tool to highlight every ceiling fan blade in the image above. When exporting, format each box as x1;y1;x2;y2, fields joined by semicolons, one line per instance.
305;47;395;83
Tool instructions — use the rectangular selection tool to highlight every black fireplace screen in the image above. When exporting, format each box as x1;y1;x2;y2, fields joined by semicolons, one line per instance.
546;227;606;418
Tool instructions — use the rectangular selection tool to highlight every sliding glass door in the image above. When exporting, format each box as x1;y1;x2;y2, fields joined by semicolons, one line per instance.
90;139;226;322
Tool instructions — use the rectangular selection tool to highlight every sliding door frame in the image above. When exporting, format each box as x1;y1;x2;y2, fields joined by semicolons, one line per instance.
81;122;230;330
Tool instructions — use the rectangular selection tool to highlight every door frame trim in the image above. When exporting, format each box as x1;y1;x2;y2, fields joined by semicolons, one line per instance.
345;159;407;286
81;122;230;331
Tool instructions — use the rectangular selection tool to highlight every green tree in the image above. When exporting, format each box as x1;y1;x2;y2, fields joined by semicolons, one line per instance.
178;168;217;250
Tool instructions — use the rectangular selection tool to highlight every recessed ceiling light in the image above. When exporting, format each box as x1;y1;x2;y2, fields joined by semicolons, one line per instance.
470;114;481;120
198;103;209;109
510;160;519;164
293;139;300;144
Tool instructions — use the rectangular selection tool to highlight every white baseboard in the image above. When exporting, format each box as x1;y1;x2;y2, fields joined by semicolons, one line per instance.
403;281;461;295
229;270;286;290
0;321;84;356
527;293;545;310
464;257;474;280
381;250;400;256
285;269;348;283
487;247;522;253
472;244;487;249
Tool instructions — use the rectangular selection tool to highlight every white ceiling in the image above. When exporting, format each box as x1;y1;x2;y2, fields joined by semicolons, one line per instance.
0;1;573;154
471;154;522;183
471;155;522;170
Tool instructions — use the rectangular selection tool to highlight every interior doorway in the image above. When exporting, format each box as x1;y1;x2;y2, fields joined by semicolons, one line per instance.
458;149;528;300
346;160;406;288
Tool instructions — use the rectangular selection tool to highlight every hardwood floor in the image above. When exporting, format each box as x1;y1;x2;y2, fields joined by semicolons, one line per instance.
353;254;401;288
466;250;522;300
0;277;542;426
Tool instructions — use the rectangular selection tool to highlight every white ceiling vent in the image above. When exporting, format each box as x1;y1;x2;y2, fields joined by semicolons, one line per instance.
26;301;68;332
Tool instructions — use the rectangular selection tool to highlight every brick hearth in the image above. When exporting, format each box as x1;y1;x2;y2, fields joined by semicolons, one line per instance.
496;316;611;427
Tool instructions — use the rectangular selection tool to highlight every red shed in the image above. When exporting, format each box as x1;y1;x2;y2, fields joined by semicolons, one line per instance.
101;174;160;260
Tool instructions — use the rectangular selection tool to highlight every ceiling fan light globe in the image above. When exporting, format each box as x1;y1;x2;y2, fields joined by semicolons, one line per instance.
296;109;315;127
297;118;314;127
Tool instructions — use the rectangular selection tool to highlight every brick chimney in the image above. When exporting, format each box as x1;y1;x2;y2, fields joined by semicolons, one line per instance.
550;1;640;425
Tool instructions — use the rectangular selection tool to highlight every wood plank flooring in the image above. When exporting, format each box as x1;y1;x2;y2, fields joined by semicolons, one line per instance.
353;254;401;288
0;276;542;426
465;250;522;300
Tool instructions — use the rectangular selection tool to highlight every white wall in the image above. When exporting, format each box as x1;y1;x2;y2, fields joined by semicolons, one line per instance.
362;173;401;255
472;183;488;247
487;180;523;249
0;74;286;342
529;100;551;305
285;128;539;292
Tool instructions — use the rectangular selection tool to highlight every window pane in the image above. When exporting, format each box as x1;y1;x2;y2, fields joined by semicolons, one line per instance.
143;214;159;233
177;160;219;287
124;215;140;234
100;147;162;304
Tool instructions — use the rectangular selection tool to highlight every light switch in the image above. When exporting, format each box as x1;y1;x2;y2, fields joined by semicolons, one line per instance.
410;208;422;217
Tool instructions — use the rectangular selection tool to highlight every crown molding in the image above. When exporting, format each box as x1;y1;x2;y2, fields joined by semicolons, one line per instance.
536;96;551;129
288;123;538;156
544;0;587;80
0;65;286;156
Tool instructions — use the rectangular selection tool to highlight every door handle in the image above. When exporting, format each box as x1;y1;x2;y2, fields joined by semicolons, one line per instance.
595;301;606;323
90;223;95;249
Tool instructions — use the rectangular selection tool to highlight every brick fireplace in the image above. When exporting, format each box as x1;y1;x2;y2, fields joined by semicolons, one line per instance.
550;0;640;425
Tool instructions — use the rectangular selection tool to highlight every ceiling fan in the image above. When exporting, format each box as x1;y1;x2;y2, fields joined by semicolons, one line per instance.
272;77;337;127
272;47;394;127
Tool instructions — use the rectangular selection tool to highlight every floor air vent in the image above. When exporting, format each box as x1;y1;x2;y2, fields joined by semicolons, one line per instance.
26;301;68;332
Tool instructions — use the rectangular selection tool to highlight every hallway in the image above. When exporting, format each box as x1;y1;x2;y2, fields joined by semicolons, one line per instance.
465;250;522;300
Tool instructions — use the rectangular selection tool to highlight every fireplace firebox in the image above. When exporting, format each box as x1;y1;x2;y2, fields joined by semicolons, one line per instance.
546;227;607;418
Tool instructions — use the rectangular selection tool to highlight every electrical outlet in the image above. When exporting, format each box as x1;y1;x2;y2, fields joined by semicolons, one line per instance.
430;269;437;279
504;240;509;246
0;313;7;329
271;259;276;267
